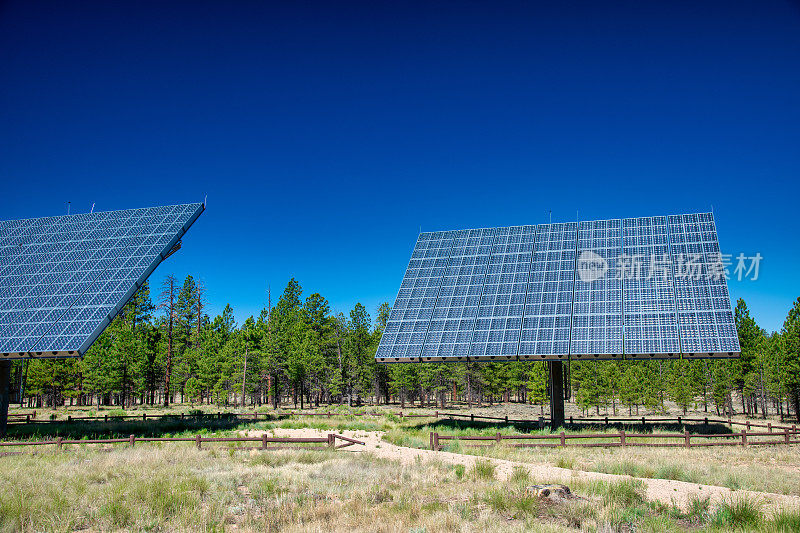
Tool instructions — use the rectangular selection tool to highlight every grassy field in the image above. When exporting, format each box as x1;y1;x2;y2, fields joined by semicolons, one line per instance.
2;443;800;532
4;406;800;531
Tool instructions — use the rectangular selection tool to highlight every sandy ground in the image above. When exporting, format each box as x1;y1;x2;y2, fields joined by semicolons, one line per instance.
243;427;800;514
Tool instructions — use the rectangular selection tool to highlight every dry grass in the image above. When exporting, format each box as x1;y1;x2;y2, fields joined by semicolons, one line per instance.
0;438;799;531
0;443;728;532
464;443;800;497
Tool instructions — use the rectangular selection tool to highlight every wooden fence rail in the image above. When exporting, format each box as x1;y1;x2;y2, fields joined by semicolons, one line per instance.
0;433;364;454
429;428;800;451
7;409;798;437
5;410;436;425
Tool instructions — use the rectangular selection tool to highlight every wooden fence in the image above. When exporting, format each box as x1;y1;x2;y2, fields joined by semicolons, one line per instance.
4;410;436;425
0;432;364;454
7;409;798;436
430;428;800;451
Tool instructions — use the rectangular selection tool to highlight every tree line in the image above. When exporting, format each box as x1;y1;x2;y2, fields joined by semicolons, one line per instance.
11;276;800;421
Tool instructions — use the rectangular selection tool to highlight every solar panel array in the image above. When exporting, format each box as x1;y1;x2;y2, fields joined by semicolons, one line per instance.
0;203;204;359
376;212;740;363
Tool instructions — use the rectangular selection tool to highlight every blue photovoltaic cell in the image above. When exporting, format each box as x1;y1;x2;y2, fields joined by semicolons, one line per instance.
668;213;740;355
375;213;740;363
0;203;204;358
469;226;536;359
376;231;454;359
570;219;623;359
622;216;681;357
518;223;576;360
421;228;495;359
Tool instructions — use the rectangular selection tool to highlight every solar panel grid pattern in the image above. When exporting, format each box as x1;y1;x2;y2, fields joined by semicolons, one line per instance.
376;231;454;359
0;204;203;356
518;223;576;360
468;226;536;358
570;219;623;358
621;216;681;356
376;212;738;362
421;228;495;358
668;213;740;354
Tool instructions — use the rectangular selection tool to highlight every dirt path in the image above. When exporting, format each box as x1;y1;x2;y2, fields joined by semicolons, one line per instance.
246;428;800;513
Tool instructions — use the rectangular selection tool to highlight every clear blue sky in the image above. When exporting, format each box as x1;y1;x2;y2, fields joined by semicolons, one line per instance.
1;1;798;332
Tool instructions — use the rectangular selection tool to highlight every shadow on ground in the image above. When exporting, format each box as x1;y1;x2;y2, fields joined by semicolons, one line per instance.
2;413;297;440
426;418;733;435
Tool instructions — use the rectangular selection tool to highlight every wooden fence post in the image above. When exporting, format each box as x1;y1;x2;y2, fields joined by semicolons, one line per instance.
684;429;690;448
67;415;71;422
620;430;626;448
56;437;62;450
262;434;268;450
434;432;440;452
642;416;646;426
496;432;502;444
26;414;30;423
143;413;146;421
470;414;474;422
569;416;573;425
104;414;108;422
430;432;434;450
768;422;772;433
328;434;335;448
604;416;608;426
746;421;751;431
435;411;439;419
793;424;797;435
741;429;748;447
785;428;790;444
704;417;708;426
129;434;135;447
560;431;566;447
728;416;732;428
196;434;202;450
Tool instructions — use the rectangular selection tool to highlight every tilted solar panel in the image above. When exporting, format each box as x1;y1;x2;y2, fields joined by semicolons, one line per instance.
375;212;739;363
0;203;204;359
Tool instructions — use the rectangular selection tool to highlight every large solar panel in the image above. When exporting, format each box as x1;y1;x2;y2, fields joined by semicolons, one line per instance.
668;213;740;357
571;219;623;360
0;203;204;359
376;212;739;363
519;223;576;361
